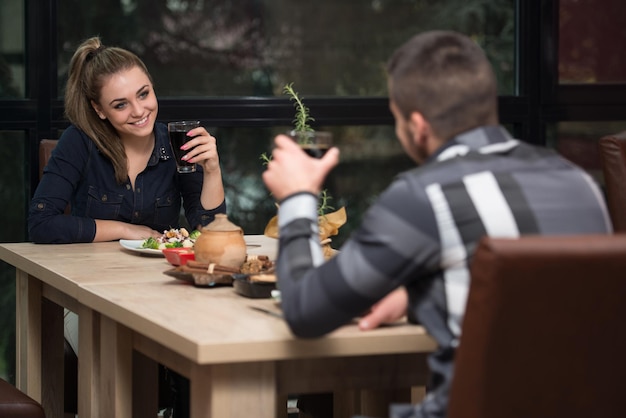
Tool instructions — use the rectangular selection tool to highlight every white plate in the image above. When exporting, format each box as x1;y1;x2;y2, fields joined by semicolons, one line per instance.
119;239;164;256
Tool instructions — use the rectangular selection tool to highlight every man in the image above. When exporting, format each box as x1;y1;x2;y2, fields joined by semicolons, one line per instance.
262;31;611;418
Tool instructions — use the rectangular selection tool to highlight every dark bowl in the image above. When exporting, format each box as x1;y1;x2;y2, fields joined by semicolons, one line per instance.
232;274;276;299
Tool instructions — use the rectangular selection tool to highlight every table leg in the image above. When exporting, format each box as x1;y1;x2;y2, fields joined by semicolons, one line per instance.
15;271;42;399
190;362;277;418
78;306;99;417
41;298;65;417
277;353;430;417
100;315;133;418
412;386;426;403
132;350;159;418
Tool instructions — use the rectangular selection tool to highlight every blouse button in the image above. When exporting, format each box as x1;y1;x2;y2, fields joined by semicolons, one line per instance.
134;211;140;218
137;188;141;193
126;184;131;190
102;195;108;202
37;203;44;210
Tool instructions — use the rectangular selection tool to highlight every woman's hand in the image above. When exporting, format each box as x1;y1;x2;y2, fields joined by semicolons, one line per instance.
122;224;162;240
180;126;221;174
179;126;226;211
262;134;340;201
94;220;161;242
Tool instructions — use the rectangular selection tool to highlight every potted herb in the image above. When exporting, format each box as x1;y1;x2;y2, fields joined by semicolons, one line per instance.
283;83;333;158
283;83;314;141
262;83;345;258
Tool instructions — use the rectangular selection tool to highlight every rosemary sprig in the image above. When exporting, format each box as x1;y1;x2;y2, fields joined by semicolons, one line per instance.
283;83;315;142
317;189;335;216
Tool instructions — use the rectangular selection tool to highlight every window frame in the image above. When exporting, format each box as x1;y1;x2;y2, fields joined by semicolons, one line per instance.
0;0;624;198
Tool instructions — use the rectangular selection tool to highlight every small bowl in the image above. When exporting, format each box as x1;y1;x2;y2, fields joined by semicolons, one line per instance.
162;248;195;266
232;274;276;299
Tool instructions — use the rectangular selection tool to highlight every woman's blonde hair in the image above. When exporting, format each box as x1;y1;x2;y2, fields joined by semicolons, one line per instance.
64;36;153;183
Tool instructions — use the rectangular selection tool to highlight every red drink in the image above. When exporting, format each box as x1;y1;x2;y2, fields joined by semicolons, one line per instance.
169;131;197;171
168;121;200;173
300;143;330;158
287;130;333;159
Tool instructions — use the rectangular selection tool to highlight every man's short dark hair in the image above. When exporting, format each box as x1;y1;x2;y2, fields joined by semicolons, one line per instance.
387;31;498;140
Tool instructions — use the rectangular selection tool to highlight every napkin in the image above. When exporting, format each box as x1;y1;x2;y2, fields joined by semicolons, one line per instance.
264;207;347;259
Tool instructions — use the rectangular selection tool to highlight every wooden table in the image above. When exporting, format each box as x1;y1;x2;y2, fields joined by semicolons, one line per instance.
0;236;437;418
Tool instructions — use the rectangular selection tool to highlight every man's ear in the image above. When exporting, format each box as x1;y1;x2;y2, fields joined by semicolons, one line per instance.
408;111;429;144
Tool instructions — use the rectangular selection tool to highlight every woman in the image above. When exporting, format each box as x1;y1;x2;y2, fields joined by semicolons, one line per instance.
28;37;226;418
28;36;226;243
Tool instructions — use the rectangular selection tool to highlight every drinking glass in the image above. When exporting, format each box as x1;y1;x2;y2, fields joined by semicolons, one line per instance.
168;120;200;173
287;130;333;159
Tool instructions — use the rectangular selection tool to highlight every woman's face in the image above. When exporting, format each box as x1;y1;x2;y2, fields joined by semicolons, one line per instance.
91;66;158;142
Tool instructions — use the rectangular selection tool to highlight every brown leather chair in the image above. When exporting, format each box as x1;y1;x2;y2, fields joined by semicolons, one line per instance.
448;234;626;418
37;139;78;414
38;139;71;215
38;139;59;181
598;131;626;231
0;378;45;417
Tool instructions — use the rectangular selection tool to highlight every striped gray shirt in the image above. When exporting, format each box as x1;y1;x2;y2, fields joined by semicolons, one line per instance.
276;125;611;418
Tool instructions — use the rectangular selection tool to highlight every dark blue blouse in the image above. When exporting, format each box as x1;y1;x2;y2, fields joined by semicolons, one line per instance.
28;122;226;244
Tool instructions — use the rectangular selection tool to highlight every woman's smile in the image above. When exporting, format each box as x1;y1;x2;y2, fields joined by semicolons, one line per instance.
92;66;159;142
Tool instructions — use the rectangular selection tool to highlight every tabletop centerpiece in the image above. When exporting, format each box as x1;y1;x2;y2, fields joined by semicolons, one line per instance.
263;83;346;259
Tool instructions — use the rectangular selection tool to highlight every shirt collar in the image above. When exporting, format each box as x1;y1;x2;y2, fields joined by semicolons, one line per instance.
149;123;173;166
428;125;517;163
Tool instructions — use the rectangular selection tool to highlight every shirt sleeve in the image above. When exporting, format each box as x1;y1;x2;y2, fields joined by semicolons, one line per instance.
28;126;97;243
177;166;227;230
276;178;441;338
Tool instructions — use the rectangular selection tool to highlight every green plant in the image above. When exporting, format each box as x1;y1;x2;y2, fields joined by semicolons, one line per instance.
317;189;335;217
283;83;315;143
260;83;335;217
260;83;312;162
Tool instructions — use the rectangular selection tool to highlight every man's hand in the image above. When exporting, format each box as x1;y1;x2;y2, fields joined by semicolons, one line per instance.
262;134;340;201
359;287;409;331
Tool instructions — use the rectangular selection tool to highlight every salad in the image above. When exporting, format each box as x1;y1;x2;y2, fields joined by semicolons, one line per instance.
141;228;201;250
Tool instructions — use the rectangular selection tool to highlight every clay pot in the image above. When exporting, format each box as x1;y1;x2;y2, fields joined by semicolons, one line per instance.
194;214;247;269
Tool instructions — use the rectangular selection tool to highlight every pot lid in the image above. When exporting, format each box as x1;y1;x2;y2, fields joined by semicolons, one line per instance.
202;214;242;232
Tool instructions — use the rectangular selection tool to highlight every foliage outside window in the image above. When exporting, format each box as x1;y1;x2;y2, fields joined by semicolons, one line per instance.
57;0;516;98
559;0;626;84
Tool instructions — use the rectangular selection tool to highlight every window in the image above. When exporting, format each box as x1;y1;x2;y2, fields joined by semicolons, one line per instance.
0;130;27;382
3;0;625;383
547;121;626;186
0;0;25;98
216;124;411;245
559;0;626;84
57;0;516;98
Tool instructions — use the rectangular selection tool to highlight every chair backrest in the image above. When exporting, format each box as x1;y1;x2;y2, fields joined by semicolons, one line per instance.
448;234;626;418
0;378;46;417
38;138;71;214
598;131;626;231
39;139;59;180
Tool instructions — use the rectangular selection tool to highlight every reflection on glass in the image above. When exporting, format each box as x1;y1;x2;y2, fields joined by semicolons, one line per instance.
214;125;412;247
559;0;626;84
57;0;516;97
0;130;27;383
547;122;626;185
0;0;25;98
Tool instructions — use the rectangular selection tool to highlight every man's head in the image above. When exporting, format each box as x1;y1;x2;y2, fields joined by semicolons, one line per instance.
387;31;499;163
